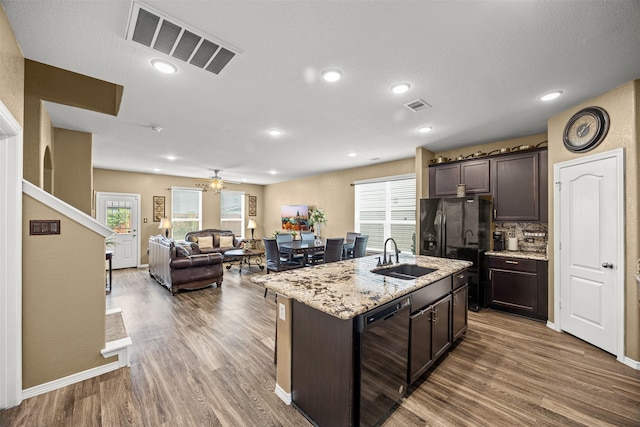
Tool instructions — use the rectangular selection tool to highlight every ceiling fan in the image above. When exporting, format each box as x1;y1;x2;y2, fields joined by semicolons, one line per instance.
195;169;226;194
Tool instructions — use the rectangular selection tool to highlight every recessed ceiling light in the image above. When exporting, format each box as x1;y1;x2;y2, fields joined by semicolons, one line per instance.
321;69;342;82
153;168;161;172
390;82;411;94
418;126;433;133
268;129;282;137
347;152;357;157
269;170;277;175
151;59;177;74
165;155;177;161
540;90;563;101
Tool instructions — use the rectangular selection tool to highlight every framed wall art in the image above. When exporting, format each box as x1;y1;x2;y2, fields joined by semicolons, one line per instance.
248;195;257;217
153;196;165;222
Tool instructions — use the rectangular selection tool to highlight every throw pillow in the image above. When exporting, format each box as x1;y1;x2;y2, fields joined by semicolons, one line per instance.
175;245;191;257
219;235;234;248
198;235;214;249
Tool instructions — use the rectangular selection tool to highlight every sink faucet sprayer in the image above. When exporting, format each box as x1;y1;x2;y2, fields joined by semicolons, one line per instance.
383;238;400;265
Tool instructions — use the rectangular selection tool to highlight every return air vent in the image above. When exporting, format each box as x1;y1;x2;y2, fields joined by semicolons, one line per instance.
404;98;432;112
126;2;241;75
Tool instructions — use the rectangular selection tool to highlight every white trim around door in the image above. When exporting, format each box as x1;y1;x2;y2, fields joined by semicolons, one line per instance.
553;148;625;362
0;100;23;409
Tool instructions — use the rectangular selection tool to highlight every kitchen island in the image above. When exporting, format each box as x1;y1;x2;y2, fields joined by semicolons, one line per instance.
252;254;471;427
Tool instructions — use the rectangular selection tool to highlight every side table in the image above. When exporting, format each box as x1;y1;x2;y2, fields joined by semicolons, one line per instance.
225;248;265;273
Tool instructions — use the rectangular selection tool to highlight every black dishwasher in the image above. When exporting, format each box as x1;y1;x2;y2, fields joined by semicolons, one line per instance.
355;297;410;426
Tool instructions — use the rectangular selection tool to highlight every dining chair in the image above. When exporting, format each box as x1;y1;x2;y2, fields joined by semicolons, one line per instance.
323;237;344;263
344;232;361;258
275;233;301;262
300;231;315;242
262;238;304;296
353;235;369;258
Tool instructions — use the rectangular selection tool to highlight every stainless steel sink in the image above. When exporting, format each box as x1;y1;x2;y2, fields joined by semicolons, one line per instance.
371;264;436;280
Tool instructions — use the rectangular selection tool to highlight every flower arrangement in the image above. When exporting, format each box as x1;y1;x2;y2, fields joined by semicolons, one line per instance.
308;208;327;225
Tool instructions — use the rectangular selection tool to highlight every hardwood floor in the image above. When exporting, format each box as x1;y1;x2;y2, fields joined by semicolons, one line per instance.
2;266;639;426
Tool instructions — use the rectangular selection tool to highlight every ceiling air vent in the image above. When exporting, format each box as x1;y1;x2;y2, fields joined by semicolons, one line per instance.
126;2;241;75
404;98;432;112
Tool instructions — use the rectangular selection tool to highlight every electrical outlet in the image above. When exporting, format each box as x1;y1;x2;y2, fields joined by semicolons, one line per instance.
279;303;286;321
525;237;534;243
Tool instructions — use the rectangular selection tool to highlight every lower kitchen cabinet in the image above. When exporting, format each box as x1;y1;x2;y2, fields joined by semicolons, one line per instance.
409;295;452;384
408;271;468;385
488;256;548;320
452;283;468;341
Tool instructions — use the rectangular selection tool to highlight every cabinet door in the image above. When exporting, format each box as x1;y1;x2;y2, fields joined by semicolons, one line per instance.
452;284;468;341
431;295;452;361
409;307;433;384
429;164;460;197
461;160;490;194
489;268;538;314
492;152;539;221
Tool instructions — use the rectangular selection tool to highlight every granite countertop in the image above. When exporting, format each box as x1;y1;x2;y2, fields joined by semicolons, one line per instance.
251;254;471;320
485;250;548;261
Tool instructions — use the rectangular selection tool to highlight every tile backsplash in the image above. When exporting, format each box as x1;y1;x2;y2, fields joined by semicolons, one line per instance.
495;222;548;253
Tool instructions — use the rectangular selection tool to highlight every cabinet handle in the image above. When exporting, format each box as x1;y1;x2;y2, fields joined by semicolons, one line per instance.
493;209;497;219
505;260;519;264
489;270;492;281
456;274;465;279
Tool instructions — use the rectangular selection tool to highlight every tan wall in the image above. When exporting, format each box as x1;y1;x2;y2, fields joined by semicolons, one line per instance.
548;80;640;360
93;168;265;265
53;128;92;214
23;97;53;187
22;195;113;389
0;4;24;127
263;158;415;239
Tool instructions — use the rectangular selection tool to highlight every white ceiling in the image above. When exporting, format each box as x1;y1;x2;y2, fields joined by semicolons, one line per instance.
3;0;640;185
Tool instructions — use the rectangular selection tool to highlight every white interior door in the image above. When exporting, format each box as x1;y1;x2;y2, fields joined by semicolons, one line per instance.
97;192;140;269
555;149;624;357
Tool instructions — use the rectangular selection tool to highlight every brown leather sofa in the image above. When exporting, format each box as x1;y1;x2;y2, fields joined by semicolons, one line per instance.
149;235;223;295
184;229;244;260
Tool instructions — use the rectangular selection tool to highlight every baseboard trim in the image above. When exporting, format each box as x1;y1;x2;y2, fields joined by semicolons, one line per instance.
22;361;121;400
106;307;122;315
546;321;559;331
274;383;291;405
623;356;640;370
102;337;133;368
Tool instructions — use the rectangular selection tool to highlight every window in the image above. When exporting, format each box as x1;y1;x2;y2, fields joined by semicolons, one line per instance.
354;174;416;253
220;190;245;238
171;188;202;241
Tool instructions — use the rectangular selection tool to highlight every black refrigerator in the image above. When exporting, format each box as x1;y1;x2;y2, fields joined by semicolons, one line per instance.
419;196;491;311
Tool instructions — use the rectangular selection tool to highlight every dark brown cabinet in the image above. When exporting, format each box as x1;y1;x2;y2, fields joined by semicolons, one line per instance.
452;284;468;341
492;152;539;221
431;295;452;360
488;256;548;320
428;159;490;197
428;149;547;222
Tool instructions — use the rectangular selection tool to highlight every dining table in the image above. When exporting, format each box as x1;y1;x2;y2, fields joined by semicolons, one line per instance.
278;238;355;265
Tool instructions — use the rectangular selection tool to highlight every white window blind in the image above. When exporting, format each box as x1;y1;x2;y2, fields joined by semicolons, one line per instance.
220;190;245;238
355;175;416;253
171;188;202;241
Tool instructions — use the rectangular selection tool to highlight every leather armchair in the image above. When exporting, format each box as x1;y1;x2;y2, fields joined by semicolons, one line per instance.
149;235;223;295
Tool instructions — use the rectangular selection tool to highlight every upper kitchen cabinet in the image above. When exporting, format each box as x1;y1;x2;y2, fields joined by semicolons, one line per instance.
492;150;548;222
428;148;547;222
428;159;490;197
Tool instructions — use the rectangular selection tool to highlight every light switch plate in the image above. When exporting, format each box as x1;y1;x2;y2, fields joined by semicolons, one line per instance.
279;303;286;321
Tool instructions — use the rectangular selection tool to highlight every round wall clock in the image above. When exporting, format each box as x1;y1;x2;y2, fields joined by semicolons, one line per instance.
563;106;610;152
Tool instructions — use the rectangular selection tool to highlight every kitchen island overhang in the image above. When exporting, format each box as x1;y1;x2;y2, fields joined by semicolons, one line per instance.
252;254;472;427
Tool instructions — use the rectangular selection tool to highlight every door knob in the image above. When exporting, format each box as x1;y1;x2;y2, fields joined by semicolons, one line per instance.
602;262;613;269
